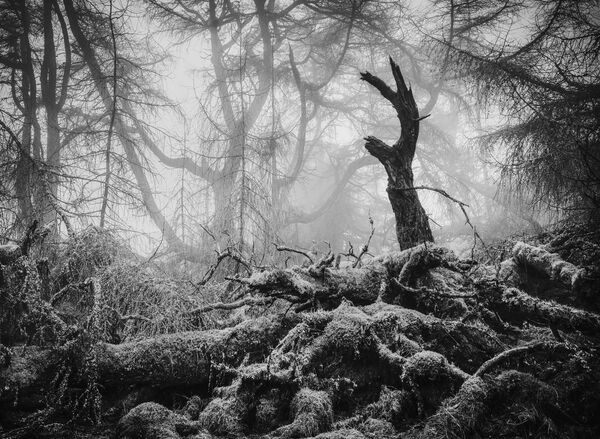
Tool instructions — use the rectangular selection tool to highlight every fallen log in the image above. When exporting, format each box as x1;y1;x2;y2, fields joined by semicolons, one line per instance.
495;287;600;334
231;245;463;312
233;245;599;338
0;315;296;412
512;242;584;289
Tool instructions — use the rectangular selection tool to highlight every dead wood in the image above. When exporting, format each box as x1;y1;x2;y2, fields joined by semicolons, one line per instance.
512;241;584;288
2;238;599;438
494;287;600;333
0;315;296;411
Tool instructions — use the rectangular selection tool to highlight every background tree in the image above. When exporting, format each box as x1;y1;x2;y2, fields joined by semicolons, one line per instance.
439;0;600;224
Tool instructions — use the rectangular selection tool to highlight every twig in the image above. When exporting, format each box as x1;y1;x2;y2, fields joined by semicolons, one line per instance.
272;243;314;264
144;227;165;263
413;114;431;122
473;342;559;377
224;275;250;284
50;282;87;305
392;185;488;253
550;325;564;342
342;242;358;260
185;296;274;315
435;291;479;299
353;216;375;268
103;305;152;323
197;247;252;286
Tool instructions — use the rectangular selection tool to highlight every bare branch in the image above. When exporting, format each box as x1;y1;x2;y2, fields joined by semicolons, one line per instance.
273;243;314;264
185;296;274;315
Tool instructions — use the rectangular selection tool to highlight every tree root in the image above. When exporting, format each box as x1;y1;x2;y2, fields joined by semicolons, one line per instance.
496;287;600;334
512;242;584;289
408;370;565;439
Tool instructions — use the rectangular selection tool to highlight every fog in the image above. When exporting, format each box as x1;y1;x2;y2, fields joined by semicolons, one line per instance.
115;0;513;257
0;0;569;261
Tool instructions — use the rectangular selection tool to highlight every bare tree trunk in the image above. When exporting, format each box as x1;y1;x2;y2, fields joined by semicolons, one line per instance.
99;0;118;229
14;2;37;228
41;0;60;231
361;58;433;249
63;0;183;251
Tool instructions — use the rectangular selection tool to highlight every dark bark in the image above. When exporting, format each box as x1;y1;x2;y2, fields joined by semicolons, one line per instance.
361;58;433;249
0;316;295;412
2;242;598;437
40;0;61;230
14;2;38;227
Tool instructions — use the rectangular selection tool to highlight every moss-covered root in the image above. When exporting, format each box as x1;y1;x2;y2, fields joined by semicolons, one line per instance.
500;287;600;333
512;241;584;289
115;402;200;439
197;395;247;436
401;351;469;417
406;370;567;439
274;388;333;438
313;429;366;439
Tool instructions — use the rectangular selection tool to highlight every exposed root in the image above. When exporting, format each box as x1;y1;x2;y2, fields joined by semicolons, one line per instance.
473;341;566;378
408;370;564;439
513;242;585;289
499;287;600;333
2;235;599;438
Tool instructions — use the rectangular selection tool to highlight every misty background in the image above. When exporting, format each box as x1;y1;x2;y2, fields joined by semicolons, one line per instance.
1;0;597;265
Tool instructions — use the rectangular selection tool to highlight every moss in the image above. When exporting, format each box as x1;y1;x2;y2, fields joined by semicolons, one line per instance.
365;303;502;373
409;371;573;439
0;346;52;394
197;396;246;435
401;351;467;417
501;287;600;333
116;402;199;439
513;241;582;287
320;304;373;358
363;385;417;429
403;351;446;381
254;393;281;432
182;395;205;420
275;388;333;438
407;376;488;439
359;417;396;437
313;428;365;439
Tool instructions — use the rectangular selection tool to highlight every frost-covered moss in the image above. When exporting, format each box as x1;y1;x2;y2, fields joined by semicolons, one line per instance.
401;351;467;417
313;428;365;439
197;396;246;435
255;392;282;432
116;402;199;439
359;417;396;437
320;304;373;357
274;388;333;438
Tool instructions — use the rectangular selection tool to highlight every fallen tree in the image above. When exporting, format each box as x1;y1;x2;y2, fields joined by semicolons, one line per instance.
1;234;599;438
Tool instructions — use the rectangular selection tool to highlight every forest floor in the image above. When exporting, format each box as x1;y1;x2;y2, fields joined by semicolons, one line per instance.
1;223;600;438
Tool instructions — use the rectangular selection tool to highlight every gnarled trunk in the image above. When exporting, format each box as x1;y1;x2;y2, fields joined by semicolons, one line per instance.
361;58;433;249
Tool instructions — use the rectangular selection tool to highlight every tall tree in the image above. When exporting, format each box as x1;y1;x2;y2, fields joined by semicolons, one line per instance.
442;0;600;223
145;0;371;253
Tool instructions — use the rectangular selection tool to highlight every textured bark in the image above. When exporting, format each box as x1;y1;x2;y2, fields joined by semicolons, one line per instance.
494;287;600;333
0;316;295;411
411;371;560;439
512;241;585;289
361;58;433;249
